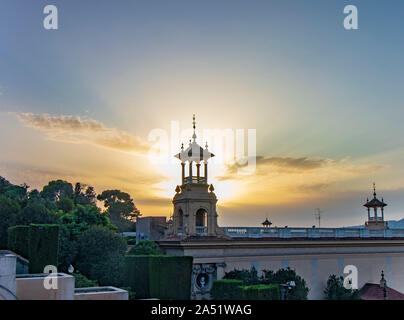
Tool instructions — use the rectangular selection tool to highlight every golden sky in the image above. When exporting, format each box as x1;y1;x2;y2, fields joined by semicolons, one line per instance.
2;1;404;227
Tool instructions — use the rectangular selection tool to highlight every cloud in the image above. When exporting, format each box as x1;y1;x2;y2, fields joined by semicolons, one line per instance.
214;154;384;209
218;156;330;180
257;156;328;170
15;113;150;154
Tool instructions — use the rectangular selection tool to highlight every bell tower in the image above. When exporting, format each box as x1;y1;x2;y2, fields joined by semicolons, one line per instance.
168;115;226;238
364;183;388;229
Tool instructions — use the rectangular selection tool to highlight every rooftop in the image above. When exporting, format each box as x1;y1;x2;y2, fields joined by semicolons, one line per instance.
360;283;404;300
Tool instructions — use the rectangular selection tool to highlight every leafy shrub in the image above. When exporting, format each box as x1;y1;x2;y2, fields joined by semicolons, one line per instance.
127;240;160;255
75;226;127;286
261;267;309;300
73;271;99;288
210;280;244;300
324;274;361;300
124;236;136;245
223;267;260;285
223;267;309;300
241;284;280;300
57;225;79;273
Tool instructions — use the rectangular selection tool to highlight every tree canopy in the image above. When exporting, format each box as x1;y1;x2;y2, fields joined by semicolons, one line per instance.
127;240;160;255
0;175;140;287
97;189;140;232
324;274;361;300
224;267;310;300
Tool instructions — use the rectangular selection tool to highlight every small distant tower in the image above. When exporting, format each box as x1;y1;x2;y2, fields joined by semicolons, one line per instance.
262;218;272;228
168;115;226;238
364;183;388;229
314;208;323;228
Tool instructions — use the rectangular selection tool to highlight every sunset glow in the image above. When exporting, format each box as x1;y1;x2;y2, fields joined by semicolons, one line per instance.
1;0;404;228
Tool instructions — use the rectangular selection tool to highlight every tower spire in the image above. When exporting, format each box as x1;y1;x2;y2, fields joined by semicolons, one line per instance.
373;182;377;198
192;114;197;142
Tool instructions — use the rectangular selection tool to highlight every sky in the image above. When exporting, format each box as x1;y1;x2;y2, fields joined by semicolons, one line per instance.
1;0;404;227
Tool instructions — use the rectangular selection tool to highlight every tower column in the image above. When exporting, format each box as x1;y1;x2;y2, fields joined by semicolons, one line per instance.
208;203;213;236
367;208;370;221
173;210;179;234
181;162;185;185
196;163;201;183
189;161;193;183
204;162;208;183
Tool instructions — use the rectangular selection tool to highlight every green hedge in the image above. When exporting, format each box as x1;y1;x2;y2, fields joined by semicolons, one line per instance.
8;225;30;258
241;284;280;300
124;255;193;300
7;224;60;273
28;224;60;273
124;255;151;298
210;280;280;300
149;256;193;300
210;280;244;300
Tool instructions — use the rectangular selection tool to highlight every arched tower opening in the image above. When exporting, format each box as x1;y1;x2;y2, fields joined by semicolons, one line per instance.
178;209;184;232
195;208;207;234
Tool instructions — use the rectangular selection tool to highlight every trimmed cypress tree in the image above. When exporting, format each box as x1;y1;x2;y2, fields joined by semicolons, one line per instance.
7;225;30;258
149;256;193;300
123;255;193;300
124;255;151;299
7;224;60;273
28;224;60;273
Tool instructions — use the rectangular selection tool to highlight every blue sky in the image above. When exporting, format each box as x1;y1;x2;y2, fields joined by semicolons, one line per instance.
1;0;404;227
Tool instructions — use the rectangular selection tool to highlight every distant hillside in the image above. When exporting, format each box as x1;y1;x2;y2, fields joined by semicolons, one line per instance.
385;218;404;229
347;218;404;229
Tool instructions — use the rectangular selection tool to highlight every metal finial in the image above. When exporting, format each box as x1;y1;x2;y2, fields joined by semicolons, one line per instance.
192;114;197;142
373;182;376;197
181;143;184;150
205;141;208;149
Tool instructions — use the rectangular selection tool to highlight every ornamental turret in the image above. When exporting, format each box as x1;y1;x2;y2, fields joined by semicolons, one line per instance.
364;183;388;229
167;115;226;238
174;114;215;185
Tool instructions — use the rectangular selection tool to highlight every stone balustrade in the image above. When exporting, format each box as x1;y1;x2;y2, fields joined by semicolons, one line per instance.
223;227;404;239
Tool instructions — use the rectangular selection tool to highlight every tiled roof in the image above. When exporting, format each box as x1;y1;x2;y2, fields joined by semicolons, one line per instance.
360;283;404;300
364;197;387;208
